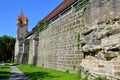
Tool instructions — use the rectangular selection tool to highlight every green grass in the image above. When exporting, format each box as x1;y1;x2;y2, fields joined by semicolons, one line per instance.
17;64;84;80
0;64;10;79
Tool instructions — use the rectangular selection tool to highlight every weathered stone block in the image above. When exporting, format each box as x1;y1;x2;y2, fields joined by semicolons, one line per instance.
114;72;120;77
112;61;120;65
98;65;105;68
114;66;120;71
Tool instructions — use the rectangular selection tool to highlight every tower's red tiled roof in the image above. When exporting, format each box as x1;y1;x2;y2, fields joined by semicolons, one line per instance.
17;11;28;24
44;0;76;21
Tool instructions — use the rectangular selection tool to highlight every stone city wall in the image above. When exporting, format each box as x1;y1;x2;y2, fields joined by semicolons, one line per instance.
80;57;120;80
36;0;120;72
81;0;120;60
28;36;34;64
26;0;120;78
28;33;39;65
80;0;120;79
37;7;84;72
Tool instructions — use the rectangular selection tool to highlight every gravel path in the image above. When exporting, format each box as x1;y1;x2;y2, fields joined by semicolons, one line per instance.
4;65;29;80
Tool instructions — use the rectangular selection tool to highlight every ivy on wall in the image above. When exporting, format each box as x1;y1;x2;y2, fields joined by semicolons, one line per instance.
27;20;48;36
75;0;90;11
75;33;81;49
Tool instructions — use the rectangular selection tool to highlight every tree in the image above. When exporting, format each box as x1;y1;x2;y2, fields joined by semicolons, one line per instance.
0;35;15;62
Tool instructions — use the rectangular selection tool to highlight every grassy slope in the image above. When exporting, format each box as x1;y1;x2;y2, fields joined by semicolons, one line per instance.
0;64;10;79
17;64;83;80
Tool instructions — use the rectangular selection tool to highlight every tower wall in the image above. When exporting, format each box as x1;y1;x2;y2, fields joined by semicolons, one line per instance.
15;11;28;63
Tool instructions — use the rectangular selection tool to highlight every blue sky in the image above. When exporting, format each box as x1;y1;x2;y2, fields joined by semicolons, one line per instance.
0;0;63;37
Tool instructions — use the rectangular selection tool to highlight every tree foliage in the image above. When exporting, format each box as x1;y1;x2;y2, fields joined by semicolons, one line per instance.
0;35;15;62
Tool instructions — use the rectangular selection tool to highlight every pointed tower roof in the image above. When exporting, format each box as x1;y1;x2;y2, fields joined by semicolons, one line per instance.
17;10;28;24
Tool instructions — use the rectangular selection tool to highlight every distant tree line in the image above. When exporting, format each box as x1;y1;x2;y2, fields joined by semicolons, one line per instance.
0;35;15;62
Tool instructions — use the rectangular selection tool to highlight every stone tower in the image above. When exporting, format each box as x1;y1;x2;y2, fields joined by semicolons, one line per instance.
16;11;28;42
15;11;28;62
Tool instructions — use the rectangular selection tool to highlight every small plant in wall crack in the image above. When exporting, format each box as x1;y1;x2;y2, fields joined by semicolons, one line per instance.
73;65;76;70
75;33;81;49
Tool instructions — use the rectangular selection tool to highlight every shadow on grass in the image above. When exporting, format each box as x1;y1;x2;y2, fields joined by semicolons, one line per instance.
0;72;10;79
9;72;29;80
25;72;60;80
11;63;19;66
0;66;9;68
0;66;10;79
